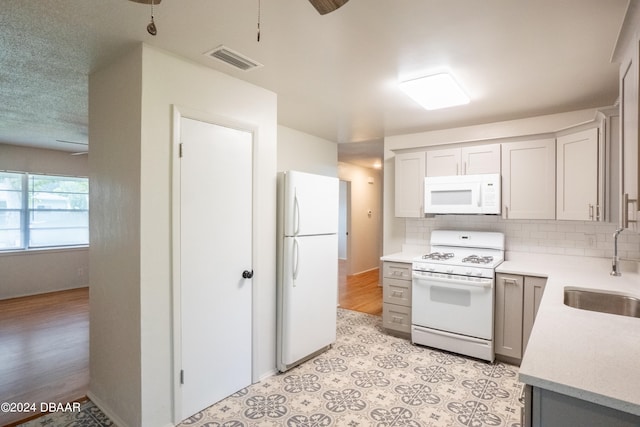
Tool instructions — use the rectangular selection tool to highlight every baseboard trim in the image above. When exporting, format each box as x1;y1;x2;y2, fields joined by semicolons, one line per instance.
86;391;132;427
258;368;278;382
351;266;379;276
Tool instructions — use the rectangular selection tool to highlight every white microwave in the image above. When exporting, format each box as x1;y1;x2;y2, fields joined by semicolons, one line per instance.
424;173;501;215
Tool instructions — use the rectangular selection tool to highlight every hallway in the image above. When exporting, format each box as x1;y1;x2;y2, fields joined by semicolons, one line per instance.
338;260;382;316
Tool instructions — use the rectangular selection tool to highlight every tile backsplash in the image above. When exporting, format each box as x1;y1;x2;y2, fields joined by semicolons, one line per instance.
406;215;640;260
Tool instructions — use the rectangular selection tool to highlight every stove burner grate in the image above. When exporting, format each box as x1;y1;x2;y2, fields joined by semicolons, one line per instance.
422;252;455;261
462;255;494;264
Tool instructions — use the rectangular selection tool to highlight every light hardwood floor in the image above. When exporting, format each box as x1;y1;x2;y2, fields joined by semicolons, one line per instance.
0;288;89;426
0;263;379;425
338;260;382;316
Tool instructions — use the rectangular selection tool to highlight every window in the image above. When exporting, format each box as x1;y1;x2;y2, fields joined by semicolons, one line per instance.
0;171;89;250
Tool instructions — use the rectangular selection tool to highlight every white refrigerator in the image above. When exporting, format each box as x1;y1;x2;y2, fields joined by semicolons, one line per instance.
277;170;339;372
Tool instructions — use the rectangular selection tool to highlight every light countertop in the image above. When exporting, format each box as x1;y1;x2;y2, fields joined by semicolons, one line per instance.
380;251;424;264
497;252;640;416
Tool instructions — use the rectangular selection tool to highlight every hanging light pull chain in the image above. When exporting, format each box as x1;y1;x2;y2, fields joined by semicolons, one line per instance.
147;0;158;36
257;0;261;42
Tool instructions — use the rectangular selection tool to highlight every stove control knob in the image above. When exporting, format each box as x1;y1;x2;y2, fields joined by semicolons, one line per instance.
446;268;454;274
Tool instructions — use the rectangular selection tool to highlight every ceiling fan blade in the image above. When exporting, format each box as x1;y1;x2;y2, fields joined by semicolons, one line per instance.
128;0;162;4
308;0;349;15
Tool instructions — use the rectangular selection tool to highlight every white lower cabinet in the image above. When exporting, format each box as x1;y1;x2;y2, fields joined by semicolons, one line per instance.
382;261;412;336
495;273;547;364
522;276;547;354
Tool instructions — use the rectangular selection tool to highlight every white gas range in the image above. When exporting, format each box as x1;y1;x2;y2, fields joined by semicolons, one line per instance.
411;230;505;362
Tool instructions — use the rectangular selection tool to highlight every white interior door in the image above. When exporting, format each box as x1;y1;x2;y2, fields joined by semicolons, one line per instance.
179;117;253;421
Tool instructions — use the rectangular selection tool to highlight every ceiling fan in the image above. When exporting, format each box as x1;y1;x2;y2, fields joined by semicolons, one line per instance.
306;0;350;15
128;0;350;15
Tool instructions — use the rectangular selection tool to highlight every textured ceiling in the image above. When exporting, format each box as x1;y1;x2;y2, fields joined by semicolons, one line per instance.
0;0;629;167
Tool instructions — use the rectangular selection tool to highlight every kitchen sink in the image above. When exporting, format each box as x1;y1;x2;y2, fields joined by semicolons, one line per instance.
564;287;640;318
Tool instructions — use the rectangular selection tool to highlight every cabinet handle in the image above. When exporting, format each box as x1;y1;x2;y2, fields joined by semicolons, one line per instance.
504;205;509;219
623;193;637;228
392;316;403;323
503;278;517;285
588;204;594;221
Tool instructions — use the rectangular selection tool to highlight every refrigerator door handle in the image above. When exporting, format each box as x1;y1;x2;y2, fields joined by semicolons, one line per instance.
292;237;300;285
293;189;300;235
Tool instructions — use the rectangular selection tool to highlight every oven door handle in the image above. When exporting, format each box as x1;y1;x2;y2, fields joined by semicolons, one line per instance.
412;271;492;289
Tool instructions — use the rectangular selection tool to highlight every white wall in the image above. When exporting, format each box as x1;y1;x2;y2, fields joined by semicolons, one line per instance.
338;162;382;275
88;46;143;427
0;144;89;299
277;125;338;176
89;44;278;427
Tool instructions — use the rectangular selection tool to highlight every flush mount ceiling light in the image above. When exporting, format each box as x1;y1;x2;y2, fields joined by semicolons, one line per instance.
399;73;470;110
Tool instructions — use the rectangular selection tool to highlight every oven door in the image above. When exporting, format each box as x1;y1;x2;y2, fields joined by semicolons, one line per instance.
412;270;493;340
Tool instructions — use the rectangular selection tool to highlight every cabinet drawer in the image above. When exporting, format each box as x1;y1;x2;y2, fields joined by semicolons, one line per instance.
383;303;411;333
383;262;412;280
383;278;412;306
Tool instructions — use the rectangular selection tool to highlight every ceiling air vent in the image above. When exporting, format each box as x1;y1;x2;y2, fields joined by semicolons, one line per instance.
204;45;263;71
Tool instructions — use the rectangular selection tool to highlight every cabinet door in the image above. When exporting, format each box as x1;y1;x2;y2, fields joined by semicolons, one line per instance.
621;57;638;230
462;144;501;175
394;151;425;217
523;276;547;355
495;273;524;360
502;139;556;219
557;128;599;220
426;148;460;176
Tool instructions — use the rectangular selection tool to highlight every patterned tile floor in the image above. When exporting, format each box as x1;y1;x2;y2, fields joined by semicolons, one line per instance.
17;400;113;427
179;309;524;427
21;309;524;426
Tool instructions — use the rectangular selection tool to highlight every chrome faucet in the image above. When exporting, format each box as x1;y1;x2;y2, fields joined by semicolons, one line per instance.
610;227;624;276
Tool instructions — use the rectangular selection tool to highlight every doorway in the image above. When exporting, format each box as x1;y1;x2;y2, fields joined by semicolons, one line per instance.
337;178;381;316
338;180;351;270
173;111;254;422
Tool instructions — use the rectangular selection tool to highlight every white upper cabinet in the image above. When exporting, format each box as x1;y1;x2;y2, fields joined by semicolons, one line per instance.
621;56;639;230
462;144;501;175
612;4;640;231
426;148;459;176
556;128;600;221
426;144;500;176
502;138;556;219
394;151;425;217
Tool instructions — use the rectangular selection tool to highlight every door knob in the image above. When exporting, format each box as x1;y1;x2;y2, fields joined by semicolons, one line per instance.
242;270;254;279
